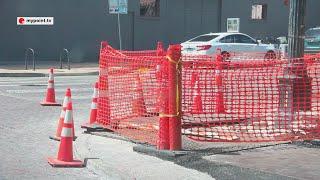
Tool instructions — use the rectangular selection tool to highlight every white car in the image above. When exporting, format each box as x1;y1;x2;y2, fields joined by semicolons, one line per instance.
181;32;277;60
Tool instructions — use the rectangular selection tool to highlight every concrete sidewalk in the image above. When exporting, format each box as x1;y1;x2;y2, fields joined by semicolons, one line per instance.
0;61;99;77
78;131;320;180
74;133;214;180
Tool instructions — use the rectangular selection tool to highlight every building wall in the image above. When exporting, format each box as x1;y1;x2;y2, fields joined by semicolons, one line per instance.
0;0;318;62
221;0;320;40
0;0;220;62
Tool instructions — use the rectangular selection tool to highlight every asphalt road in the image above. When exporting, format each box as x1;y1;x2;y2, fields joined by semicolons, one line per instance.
0;75;213;180
1;75;319;180
0;75;101;179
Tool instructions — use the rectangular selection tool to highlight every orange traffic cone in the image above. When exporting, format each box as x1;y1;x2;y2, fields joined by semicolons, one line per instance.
81;82;103;130
215;54;226;113
48;102;84;167
50;88;76;141
191;73;203;114
132;74;147;116
41;68;61;106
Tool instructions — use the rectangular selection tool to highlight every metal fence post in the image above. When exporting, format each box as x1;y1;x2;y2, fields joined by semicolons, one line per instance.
25;48;35;71
60;49;70;70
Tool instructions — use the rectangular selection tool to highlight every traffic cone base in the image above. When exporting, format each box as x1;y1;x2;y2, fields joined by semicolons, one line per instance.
40;101;61;106
48;101;82;168
49;135;77;141
47;157;84;167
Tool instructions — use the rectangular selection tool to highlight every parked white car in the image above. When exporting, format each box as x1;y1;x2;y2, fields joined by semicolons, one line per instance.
181;32;277;60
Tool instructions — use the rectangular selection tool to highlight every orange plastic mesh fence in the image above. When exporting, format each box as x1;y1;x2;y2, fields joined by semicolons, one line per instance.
182;56;320;142
97;43;320;144
97;44;167;145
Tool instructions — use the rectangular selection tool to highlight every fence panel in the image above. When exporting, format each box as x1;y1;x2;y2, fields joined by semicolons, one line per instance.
97;42;320;145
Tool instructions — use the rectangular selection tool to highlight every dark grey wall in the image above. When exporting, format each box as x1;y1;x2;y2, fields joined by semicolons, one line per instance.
0;0;220;62
221;0;320;40
1;0;319;62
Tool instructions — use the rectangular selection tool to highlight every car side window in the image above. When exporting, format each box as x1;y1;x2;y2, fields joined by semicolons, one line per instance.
235;35;256;44
220;35;234;43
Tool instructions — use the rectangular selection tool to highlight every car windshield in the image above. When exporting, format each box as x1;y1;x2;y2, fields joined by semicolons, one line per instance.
305;29;320;37
189;35;218;42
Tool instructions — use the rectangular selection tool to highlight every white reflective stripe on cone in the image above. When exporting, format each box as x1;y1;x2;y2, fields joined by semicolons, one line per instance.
92;88;98;98
60;110;65;118
64;110;73;124
61;127;73;137
91;102;97;109
49;74;54;81
63;97;70;107
48;82;54;89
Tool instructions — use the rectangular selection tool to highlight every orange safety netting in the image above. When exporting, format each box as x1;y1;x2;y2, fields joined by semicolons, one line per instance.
97;42;320;146
182;56;320;142
97;42;166;145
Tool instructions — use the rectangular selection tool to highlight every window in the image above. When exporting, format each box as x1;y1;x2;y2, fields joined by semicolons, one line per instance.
305;29;320;37
251;4;267;20
189;35;219;42
220;35;235;43
140;0;160;17
234;35;256;44
227;18;240;32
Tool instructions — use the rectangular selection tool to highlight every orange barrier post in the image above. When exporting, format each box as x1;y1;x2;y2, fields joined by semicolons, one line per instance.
157;61;170;150
191;72;203;114
50;88;72;141
48;102;84;167
41;68;61;106
81;82;104;130
215;54;226;113
97;41;111;128
132;74;147;117
167;45;182;151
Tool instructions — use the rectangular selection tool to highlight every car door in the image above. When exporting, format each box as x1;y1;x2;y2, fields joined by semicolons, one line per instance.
233;34;258;53
218;35;235;53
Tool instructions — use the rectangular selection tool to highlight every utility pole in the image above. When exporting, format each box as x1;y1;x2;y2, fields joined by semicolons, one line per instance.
288;0;311;112
288;0;306;59
278;0;311;128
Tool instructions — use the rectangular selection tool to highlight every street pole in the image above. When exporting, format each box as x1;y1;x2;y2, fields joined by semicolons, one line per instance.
117;11;122;50
278;0;310;128
283;0;311;124
288;0;306;59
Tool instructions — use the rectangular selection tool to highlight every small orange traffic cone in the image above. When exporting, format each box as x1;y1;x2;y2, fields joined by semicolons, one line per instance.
191;72;203;114
48;102;84;167
81;82;103;130
50;88;75;141
41;68;61;106
132;74;147;116
215;54;226;114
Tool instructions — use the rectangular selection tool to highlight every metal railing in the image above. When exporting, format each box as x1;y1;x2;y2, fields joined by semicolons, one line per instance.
60;48;70;70
25;48;35;71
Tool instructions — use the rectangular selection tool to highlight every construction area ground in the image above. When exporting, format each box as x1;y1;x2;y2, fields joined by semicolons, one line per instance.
0;64;320;180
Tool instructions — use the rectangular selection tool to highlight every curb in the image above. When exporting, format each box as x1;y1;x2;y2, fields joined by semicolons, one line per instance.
133;145;189;160
0;71;98;77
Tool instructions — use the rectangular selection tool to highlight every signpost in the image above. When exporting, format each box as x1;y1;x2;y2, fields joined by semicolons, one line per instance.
108;0;128;50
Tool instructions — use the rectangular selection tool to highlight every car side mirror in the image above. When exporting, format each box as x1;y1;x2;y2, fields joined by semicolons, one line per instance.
256;40;262;44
